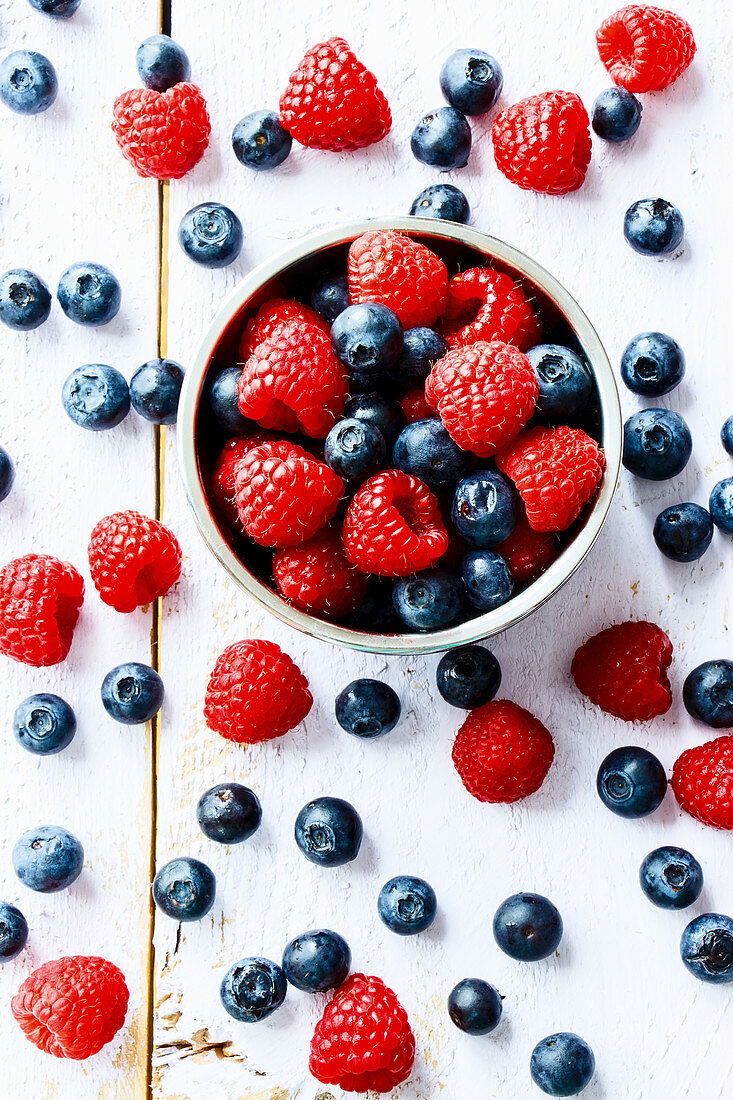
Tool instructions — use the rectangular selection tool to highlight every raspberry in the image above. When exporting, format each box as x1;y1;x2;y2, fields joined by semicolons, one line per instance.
12;956;128;1060
204;638;312;744
440;267;542;350
234;440;343;548
273;526;369;618
88;511;182;613
496;425;605;532
239;298;329;361
571;621;673;721
496;511;557;582
279;37;391;152
112;83;210;180
348;230;449;329
425;340;538;457
0;554;84;667
211;435;269;528
452;699;555;803
309;973;415;1093
492;91;592;195
400;386;433;423
671;736;733;831
342;470;448;577
597;5;696;93
238;321;348;438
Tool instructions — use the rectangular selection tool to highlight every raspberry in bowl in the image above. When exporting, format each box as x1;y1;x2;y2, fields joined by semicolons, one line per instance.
178;218;621;654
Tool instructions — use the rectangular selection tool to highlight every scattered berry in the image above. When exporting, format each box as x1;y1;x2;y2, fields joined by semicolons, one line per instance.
620;331;685;396
348;230;449;329
335;678;401;738
493;892;563;961
0;902;28;961
273;525;368;617
683;660;733;729
410;184;470;224
461;550;513;611
136;34;191;92
0;447;15;502
530;1032;595;1096
101;662;164;724
178;202;243;267
452;699;554;803
13;825;83;893
0;268;51;330
208;368;249;434
527;344;593;417
495;511;557;582
596;4;696;93
196;782;262;844
721;415;733;457
440;49;503;116
653;502;713;562
624;197;684;256
597;745;667;818
400;386;433;423
639;846;703;910
0;554;84;667
89;510;182;612
411;106;472;171
378;875;437;936
153;857;215;921
448;978;503;1035
345;391;405;447
393;418;470;491
672;736;733;830
62;364;130;430
57;262;121;326
492;91;591;195
28;0;81;16
571;621;673;721
440;267;541;351
13;693;76;755
112;82;210;179
331;303;403;378
294;796;363;867
680;913;733;984
436;645;501;709
220;957;287;1021
623;407;691;480
451;470;517;547
0;50;57;114
393;569;464;630
130;359;184;424
710;477;733;535
310;273;349;323
591;86;642;142
239;297;328;359
390;328;448;390
282;929;351;992
232;109;292;170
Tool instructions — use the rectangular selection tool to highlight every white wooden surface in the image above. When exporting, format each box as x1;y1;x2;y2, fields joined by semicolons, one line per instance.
2;0;732;1097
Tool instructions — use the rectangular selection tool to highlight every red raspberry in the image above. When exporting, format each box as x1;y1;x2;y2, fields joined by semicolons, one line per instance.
112;83;210;180
234;440;343;548
597;5;696;93
12;956;128;1060
0;554;84;667
571;621;673;721
400;386;433;423
279;37;391;152
239;298;329;361
348;230;449;329
452;699;555;803
273;526;369;618
496;425;605;532
425;340;538;458
440;267;542;350
492;91;591;195
671;737;733;831
342;470;448;577
496;512;557;583
204;638;312;744
88;511;182;613
211;435;270;528
310;973;415;1093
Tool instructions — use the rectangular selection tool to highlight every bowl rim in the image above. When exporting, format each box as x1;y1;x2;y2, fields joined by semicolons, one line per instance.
178;216;621;655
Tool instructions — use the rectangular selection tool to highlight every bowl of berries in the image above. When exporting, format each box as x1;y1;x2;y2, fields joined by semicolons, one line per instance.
178;217;621;653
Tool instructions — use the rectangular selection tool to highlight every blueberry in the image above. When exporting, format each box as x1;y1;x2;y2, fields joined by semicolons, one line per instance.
596;746;667;818
451;471;517;548
493;892;563;961
624;198;684;257
410;183;470;224
62;364;130;430
27;0;81;16
282;929;351;992
681;913;733;984
0;268;51;330
722;415;733;457
101;662;164;725
294;796;363;867
196;783;262;844
0;51;57;114
348;579;401;632
335;679;401;739
130;359;184;425
309;273;349;323
411;107;472;171
392;418;469;491
653;502;713;562
591;86;642;142
620;331;685;397
639;846;703;910
378;875;437;936
436;645;501;709
136;35;191;92
232;109;292;171
153;857;215;921
622;407;692;480
461;550;512;612
393;569;465;631
344;392;404;449
13;693;76;755
220;957;286;1020
530;1033;596;1096
683;660;733;729
178;203;243;268
13;825;83;893
325;418;386;481
710;477;733;535
331;303;403;376
0;902;28;961
207;367;249;434
439;49;503;116
526;344;593;418
0;447;15;503
448;978;503;1035
57;262;121;326
390;328;448;390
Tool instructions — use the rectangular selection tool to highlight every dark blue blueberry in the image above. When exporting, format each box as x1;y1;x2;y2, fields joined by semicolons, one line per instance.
683;660;733;729
282;929;351;992
27;0;81;16
393;569;465;631
591;86;642;142
325;418;386;482
530;1033;596;1096
722;415;733;457
232;109;292;171
136;35;191;92
451;471;517;548
461;550;512;612
13;693;76;755
620;331;685;396
0;902;28;961
335;679;401;739
622;407;692;480
411;107;472;171
62;364;130;430
344;392;404;449
0;447;15;502
178;203;243;268
348;580;401;632
410;183;470;224
710;477;733;535
294;796;363;867
13;825;83;893
596;745;667;818
390;328;448;390
624;198;684;257
526;344;593;418
220;957;286;1020
436;645;501;709
208;367;249;434
439;48;503;116
448;978;503;1035
393;418;469;491
378;875;437;936
493;892;563;961
653;502;713;562
196;783;262;844
0;268;51;330
681;913;733;985
130;358;184;425
331;303;403;376
640;846;703;910
310;273;349;323
153;857;215;921
0;51;57;114
57;262;121;326
101;662;164;725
